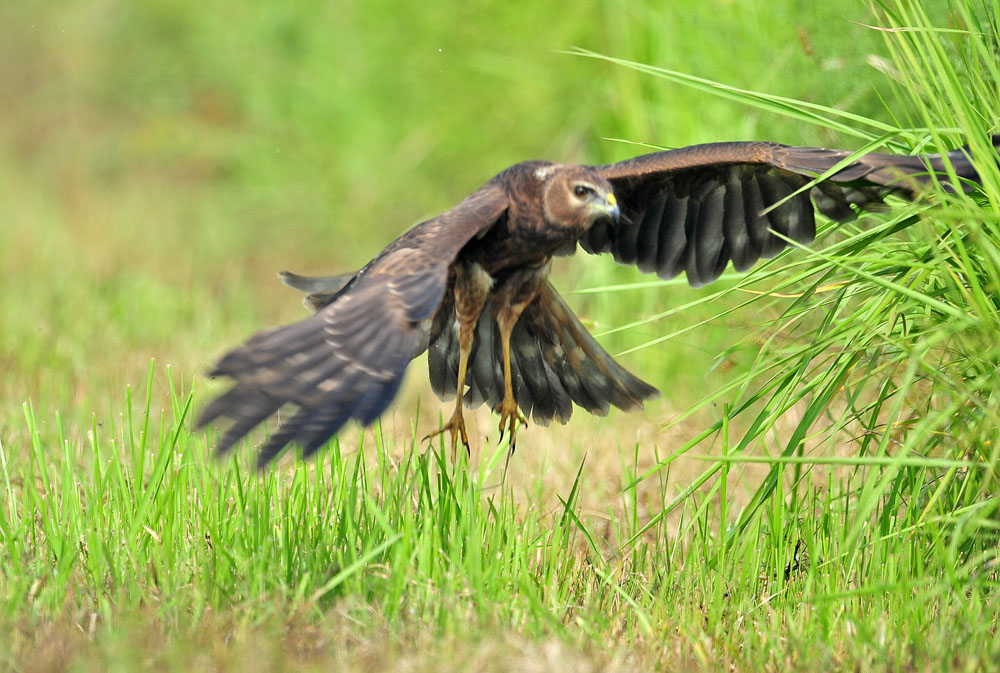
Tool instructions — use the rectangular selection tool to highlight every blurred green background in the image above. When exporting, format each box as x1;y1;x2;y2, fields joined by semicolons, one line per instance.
0;0;911;440
6;5;1000;670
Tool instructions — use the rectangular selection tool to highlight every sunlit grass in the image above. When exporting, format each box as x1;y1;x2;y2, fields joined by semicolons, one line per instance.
1;0;999;671
4;360;998;671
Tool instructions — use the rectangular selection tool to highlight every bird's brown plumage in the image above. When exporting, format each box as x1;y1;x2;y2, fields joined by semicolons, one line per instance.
198;137;995;466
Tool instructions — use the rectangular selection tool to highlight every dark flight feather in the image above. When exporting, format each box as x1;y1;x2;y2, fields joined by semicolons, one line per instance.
582;139;993;286
200;136;997;465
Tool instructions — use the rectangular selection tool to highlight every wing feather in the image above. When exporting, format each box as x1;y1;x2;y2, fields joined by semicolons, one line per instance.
692;181;727;285
634;191;664;273
656;195;688;278
721;170;753;272
198;184;509;466
585;139;993;286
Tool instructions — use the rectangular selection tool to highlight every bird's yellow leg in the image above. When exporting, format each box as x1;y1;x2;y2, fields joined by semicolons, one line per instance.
425;335;473;460
489;262;549;453
495;310;528;450
424;262;492;461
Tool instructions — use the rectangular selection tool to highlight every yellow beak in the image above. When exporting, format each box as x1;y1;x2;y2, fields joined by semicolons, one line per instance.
602;192;620;221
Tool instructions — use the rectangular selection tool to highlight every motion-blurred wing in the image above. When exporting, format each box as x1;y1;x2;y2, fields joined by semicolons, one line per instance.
583;139;990;287
198;185;509;466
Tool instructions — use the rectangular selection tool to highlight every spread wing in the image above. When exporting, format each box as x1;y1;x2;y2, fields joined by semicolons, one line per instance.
428;281;659;425
583;140;989;287
198;185;509;466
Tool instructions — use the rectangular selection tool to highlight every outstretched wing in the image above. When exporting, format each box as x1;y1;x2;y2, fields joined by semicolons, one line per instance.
428;281;658;425
198;185;509;466
583;140;989;287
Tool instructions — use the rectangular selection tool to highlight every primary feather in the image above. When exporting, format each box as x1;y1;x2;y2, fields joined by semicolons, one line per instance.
199;136;997;466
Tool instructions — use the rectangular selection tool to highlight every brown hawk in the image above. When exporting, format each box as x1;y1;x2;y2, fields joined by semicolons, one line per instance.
198;138;994;467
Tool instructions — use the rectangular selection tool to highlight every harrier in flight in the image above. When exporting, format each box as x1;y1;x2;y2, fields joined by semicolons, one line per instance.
198;137;994;466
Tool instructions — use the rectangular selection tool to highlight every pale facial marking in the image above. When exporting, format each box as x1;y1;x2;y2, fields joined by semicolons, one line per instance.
534;165;558;181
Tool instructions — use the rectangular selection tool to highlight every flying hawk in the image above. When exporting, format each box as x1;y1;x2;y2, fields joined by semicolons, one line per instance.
198;138;993;467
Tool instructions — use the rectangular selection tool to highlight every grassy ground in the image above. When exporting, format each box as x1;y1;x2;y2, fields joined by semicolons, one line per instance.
2;0;999;670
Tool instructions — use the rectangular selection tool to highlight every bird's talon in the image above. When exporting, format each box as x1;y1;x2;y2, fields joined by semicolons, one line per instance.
496;397;526;448
425;408;470;461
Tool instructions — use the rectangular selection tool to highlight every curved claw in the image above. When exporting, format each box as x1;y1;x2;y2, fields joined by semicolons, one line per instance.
496;396;527;450
424;408;471;459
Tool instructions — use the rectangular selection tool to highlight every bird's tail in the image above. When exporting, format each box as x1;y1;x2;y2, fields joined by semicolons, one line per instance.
428;281;659;425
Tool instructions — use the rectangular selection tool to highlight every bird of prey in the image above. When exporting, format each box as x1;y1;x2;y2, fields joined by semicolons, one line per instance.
198;137;993;467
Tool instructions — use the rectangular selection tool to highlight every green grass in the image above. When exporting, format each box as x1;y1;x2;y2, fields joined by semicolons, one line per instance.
4;364;999;670
2;0;1000;671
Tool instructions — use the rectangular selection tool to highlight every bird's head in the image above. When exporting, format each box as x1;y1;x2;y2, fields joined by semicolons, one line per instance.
541;166;620;232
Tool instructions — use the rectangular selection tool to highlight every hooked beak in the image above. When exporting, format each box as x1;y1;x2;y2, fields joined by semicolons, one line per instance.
594;192;620;222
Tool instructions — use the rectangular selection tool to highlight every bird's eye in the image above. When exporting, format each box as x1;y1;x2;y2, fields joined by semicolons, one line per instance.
573;184;593;198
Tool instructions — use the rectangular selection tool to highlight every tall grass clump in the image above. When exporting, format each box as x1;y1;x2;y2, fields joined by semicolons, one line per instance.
585;0;1000;624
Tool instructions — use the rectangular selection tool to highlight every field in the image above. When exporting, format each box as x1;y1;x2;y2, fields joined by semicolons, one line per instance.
2;0;999;670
